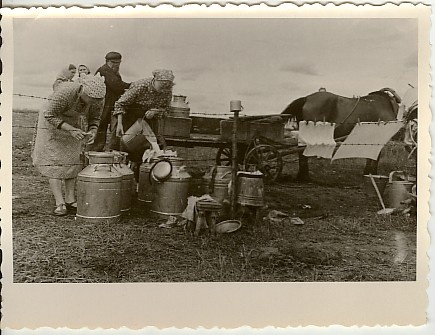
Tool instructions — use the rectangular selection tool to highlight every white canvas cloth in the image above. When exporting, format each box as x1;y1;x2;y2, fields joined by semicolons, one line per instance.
298;121;336;159
332;121;403;161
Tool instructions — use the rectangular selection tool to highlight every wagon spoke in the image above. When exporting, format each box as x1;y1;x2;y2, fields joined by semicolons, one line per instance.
243;144;283;182
216;147;232;166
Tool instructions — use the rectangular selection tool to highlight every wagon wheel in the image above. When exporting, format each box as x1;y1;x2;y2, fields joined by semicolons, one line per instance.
243;144;283;181
216;145;248;166
216;147;232;166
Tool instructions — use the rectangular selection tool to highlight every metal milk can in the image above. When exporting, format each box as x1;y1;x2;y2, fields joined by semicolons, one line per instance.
170;95;191;118
151;157;191;216
202;165;232;204
113;151;135;212
385;171;414;210
77;152;122;222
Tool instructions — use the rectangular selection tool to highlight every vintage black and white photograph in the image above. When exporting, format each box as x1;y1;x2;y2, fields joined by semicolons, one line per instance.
1;3;432;329
10;14;422;284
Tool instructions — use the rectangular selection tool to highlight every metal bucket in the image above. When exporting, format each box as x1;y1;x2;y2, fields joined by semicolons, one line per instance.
77;163;122;223
385;171;414;209
202;166;232;204
363;175;389;199
151;158;191;216
120;119;148;154
236;172;264;207
113;152;135;212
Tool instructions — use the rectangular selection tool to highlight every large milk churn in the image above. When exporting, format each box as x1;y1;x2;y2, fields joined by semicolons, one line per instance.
151;157;191;216
113;151;135;212
170;95;191;118
385;171;414;210
138;158;158;203
236;171;265;207
77;152;122;222
202;165;232;204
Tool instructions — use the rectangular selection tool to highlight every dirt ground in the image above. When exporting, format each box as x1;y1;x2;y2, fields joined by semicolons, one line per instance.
12;110;417;282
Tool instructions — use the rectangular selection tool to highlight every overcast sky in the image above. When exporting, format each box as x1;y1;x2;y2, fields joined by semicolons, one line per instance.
13;18;418;115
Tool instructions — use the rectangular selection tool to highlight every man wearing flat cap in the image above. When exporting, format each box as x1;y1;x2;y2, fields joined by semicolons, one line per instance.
90;51;131;151
113;69;175;173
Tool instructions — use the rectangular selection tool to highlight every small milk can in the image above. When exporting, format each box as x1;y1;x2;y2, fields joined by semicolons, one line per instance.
151;157;191;216
202;165;233;204
170;95;191;118
385;171;414;210
113;151;135;212
77;152;122;222
236;171;265;207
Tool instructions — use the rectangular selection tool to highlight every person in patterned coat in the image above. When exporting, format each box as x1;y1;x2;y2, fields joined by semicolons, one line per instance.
90;51;131;151
32;75;106;216
113;69;175;163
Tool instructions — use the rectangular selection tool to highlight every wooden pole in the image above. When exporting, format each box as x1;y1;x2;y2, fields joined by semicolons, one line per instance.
230;100;241;219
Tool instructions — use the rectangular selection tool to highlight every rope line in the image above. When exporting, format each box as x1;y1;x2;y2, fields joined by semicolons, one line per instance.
13;93;239;117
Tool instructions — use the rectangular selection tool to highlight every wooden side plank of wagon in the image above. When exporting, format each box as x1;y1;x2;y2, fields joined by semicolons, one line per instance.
163;133;232;149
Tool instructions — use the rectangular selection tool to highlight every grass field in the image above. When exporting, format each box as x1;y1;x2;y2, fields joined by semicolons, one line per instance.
12;109;417;282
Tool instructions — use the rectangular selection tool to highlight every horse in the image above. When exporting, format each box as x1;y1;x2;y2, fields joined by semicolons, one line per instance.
281;88;402;181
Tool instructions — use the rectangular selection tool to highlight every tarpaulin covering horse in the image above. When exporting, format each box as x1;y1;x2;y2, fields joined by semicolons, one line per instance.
281;88;401;181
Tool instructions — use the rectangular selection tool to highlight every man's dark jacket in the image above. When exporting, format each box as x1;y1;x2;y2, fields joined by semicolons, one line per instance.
95;64;130;123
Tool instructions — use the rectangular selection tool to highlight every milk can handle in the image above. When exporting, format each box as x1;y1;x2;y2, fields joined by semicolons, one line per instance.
209;166;217;193
94;164;112;172
220;171;232;179
389;170;404;183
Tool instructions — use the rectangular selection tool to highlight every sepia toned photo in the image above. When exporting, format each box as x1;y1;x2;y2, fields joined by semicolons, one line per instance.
0;3;431;329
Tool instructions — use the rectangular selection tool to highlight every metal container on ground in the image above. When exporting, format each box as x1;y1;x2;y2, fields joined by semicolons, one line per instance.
151;157;191;216
202;165;233;204
113;151;135;212
138;159;158;203
170;95;191;118
77;151;122;222
385;171;414;210
236;171;264;207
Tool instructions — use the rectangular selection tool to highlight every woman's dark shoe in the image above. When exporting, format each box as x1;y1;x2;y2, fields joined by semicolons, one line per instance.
66;202;77;214
53;203;67;216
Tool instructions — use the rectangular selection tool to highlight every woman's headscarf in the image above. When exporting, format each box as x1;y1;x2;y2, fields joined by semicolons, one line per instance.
78;64;91;75
82;74;106;99
58;68;74;81
53;67;75;90
77;65;91;83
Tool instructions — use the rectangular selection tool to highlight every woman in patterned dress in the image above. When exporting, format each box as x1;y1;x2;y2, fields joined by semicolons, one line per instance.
32;75;106;216
113;69;174;161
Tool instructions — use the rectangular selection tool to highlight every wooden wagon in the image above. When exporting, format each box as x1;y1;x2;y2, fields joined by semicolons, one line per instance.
155;114;303;181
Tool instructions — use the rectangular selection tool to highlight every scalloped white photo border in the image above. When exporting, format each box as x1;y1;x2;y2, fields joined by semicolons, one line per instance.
0;3;432;333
